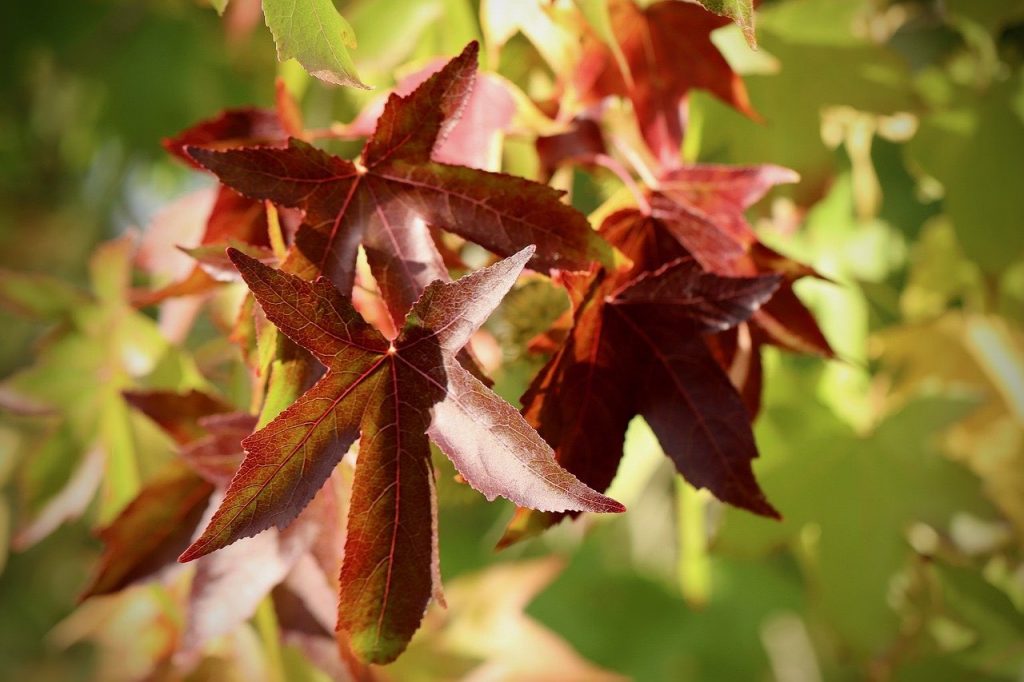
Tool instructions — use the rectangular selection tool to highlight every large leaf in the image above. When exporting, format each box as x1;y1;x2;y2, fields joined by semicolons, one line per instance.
181;247;623;663
188;42;614;324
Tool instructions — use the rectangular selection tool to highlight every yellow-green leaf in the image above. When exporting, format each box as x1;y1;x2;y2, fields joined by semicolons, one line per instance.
262;0;368;89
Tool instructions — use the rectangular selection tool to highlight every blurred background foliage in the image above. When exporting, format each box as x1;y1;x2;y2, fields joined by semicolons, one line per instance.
1;0;1023;680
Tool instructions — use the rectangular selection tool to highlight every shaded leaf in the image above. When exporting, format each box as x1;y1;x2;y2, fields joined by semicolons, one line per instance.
504;210;779;545
81;464;215;599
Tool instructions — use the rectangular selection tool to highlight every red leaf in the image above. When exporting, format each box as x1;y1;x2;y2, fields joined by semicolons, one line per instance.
137;108;286;306
187;42;614;325
641;164;834;357
181;248;622;663
80;465;214;599
506;210;779;544
122;389;234;446
577;0;757;167
162;107;288;168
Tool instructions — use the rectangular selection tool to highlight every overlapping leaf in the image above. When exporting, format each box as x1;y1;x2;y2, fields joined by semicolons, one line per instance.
576;0;757;167
187;42;614;324
504;211;780;544
82;389;243;598
135;97;298;305
181;248;623;663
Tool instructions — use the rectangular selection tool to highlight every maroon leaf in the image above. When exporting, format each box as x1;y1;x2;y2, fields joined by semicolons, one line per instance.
162;107;288;167
122;389;234;446
577;0;757;167
187;42;614;325
81;464;214;599
346;60;516;171
181;247;622;663
505;210;779;545
136;108;288;306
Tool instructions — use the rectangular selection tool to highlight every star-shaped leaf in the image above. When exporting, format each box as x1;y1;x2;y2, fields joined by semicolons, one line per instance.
503;211;779;544
187;42;614;324
577;0;757;167
180;247;623;663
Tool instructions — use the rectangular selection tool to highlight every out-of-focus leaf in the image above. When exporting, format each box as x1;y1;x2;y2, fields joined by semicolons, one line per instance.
262;0;368;89
928;561;1024;677
481;0;578;73
717;397;992;656
697;0;757;48
81;464;215;599
392;558;626;681
0;270;89;320
527;523;804;680
907;74;1024;274
5;238;203;542
577;0;756;167
696;0;915;202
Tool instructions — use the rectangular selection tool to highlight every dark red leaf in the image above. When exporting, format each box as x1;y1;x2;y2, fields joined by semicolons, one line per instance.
123;389;234;446
181;247;622;663
187;42;614;325
505;210;779;544
162;107;288;168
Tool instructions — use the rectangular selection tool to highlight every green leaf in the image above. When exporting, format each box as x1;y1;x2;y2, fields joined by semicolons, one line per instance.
696;0;756;48
907;74;1024;274
717;396;993;656
0;270;89;320
262;0;368;89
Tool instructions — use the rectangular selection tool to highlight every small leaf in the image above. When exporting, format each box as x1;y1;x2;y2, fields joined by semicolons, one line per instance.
697;0;757;49
262;0;369;89
81;465;214;599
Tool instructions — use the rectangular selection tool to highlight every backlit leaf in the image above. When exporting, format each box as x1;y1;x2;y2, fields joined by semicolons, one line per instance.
181;247;622;663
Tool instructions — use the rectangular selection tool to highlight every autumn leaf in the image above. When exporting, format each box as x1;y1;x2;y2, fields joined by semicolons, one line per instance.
650;163;833;358
341;58;518;172
187;42;614;324
503;211;779;545
180;247;623;663
134;103;298;306
81;389;248;599
81;463;214;599
577;0;757;167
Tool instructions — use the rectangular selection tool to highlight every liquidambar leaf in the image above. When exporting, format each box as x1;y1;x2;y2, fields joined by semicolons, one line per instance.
181;247;623;663
189;42;614;325
576;0;757;167
81;464;214;599
262;0;368;89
